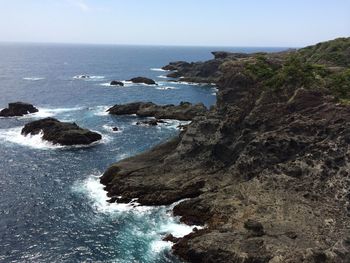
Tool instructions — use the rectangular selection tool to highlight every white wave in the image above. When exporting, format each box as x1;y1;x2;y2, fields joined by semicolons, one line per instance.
161;119;191;130
99;82;126;88
91;106;110;116
0;127;62;150
100;82;113;87
23;77;45;81
166;81;215;86
73;174;204;257
73;75;105;81
157;75;168;79
100;80;158;87
72;175;152;214
150;240;172;253
0;127;105;150
18;107;84;119
155;86;178;90
150;68;169;72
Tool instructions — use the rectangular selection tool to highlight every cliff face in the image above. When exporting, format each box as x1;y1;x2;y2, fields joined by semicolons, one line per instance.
101;38;350;262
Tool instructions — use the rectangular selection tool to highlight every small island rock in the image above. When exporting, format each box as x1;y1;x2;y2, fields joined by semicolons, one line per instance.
0;102;38;117
128;77;157;85
21;117;102;146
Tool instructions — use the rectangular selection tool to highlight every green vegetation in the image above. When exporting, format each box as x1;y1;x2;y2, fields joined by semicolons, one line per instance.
244;55;278;82
327;69;350;99
298;37;350;67
244;54;328;91
243;49;350;100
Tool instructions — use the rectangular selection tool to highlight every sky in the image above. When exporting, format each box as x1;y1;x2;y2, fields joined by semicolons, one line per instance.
0;0;349;47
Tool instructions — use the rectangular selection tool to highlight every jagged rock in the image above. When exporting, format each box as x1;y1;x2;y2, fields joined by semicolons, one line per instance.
108;101;207;121
112;127;119;132
0;102;38;117
110;80;124;86
21;117;102;146
128;77;157;85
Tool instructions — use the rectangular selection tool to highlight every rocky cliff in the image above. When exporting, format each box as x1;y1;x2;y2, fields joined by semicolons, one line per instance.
101;38;350;263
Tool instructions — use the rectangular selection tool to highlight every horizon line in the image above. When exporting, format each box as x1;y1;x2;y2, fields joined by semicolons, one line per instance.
0;40;297;49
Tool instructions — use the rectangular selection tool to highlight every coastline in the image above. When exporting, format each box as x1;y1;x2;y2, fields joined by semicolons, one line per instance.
101;38;350;262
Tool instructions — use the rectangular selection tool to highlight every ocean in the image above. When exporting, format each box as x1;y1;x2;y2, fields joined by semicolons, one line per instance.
0;43;285;262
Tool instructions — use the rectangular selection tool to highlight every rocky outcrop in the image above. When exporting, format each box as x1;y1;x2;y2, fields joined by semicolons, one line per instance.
107;101;207;121
128;77;157;85
101;38;350;262
22;117;102;146
110;80;124;86
0;102;38;117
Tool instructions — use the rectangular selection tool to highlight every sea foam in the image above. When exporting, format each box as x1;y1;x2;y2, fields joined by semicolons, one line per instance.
18;107;84;119
0;127;62;150
23;77;45;81
150;68;169;72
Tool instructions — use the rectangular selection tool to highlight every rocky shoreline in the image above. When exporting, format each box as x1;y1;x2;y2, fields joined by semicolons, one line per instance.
101;38;350;262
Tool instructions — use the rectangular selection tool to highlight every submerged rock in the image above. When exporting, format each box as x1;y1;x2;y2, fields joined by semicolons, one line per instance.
108;101;207;121
74;75;90;79
110;80;124;86
21;117;102;146
128;77;157;85
0;102;38;117
136;119;166;126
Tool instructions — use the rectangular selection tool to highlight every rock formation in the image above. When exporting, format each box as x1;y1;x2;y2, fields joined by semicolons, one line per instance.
107;101;207;121
0;102;38;117
22;117;102;146
101;37;350;262
128;77;157;85
110;80;124;86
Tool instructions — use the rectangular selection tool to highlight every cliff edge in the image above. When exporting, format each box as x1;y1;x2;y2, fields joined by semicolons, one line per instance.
101;37;350;263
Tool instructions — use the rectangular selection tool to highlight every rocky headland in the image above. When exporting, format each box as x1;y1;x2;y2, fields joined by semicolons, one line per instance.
22;117;102;146
0;102;38;117
101;37;350;262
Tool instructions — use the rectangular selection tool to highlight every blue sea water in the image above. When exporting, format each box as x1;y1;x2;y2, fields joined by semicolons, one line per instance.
0;43;285;262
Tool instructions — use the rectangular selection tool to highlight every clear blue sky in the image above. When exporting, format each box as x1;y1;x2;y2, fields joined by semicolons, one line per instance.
0;0;349;47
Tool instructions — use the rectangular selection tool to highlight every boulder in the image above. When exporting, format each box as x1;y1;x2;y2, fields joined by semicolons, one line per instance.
0;102;38;117
128;77;157;85
110;80;124;86
21;117;102;146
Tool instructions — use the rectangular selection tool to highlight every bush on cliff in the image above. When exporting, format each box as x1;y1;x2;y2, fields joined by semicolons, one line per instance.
327;69;350;99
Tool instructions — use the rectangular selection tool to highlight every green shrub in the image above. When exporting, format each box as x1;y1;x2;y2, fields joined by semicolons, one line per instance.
327;69;350;99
